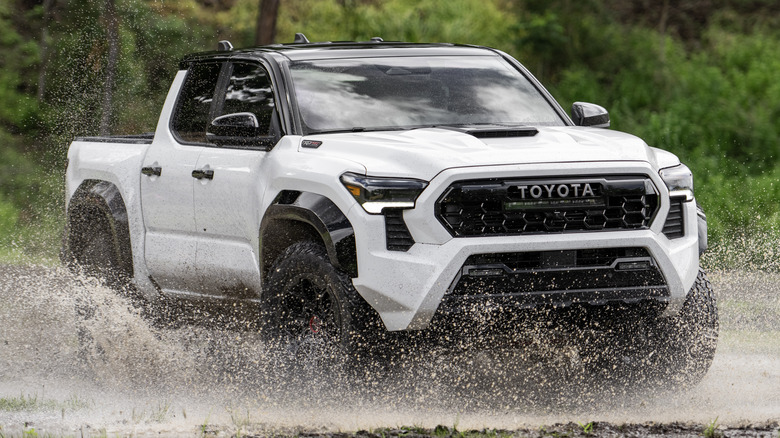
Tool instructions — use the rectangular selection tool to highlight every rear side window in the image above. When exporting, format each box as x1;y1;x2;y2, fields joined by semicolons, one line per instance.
172;62;223;143
218;62;277;137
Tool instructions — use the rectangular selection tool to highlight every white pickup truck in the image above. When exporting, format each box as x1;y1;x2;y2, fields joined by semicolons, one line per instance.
63;35;717;384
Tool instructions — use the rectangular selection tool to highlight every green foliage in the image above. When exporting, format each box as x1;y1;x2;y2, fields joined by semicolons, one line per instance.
546;13;780;248
270;0;514;48
0;0;778;265
0;4;39;134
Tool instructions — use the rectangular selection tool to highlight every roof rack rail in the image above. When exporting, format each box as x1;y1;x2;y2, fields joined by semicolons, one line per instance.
293;33;310;44
370;37;384;42
217;40;233;51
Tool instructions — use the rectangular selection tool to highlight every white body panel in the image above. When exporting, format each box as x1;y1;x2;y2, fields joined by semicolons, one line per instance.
193;147;267;295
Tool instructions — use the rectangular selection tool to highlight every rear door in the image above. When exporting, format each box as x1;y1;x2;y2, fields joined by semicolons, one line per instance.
193;60;281;297
141;61;224;293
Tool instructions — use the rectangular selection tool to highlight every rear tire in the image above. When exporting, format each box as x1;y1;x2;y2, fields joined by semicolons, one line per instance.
68;212;126;287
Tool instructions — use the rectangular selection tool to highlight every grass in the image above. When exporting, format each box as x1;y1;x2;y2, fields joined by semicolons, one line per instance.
0;393;88;413
703;417;721;438
130;400;172;424
578;422;593;435
0;246;59;267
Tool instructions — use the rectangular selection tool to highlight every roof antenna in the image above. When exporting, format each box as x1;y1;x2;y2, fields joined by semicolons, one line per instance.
293;33;310;44
217;40;233;51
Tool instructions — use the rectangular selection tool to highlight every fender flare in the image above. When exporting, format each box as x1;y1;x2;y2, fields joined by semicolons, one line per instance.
260;191;357;280
64;180;133;278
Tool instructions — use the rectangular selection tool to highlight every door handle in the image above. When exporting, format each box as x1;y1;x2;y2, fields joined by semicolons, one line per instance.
141;166;162;177
192;169;214;180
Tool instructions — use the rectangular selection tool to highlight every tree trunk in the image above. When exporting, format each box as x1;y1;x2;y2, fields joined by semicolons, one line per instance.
659;0;670;65
37;0;55;102
255;0;280;46
99;0;119;136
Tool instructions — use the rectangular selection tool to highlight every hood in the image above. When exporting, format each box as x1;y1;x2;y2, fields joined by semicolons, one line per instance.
301;126;660;180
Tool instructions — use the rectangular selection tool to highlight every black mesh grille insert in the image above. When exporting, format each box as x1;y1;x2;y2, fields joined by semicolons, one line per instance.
448;247;668;306
436;177;659;237
384;209;415;251
663;197;685;239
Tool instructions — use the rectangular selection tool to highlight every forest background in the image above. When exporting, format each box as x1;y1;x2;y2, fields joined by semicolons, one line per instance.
1;0;779;269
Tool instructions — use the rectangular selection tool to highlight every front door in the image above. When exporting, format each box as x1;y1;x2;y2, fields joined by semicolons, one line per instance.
193;61;280;297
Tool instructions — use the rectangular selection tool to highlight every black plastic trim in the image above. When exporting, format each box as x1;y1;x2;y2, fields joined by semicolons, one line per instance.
383;209;415;251
260;191;357;278
663;196;686;239
74;134;154;144
443;247;669;312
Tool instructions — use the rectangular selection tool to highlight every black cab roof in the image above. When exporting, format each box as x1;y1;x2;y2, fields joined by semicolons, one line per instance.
179;38;501;67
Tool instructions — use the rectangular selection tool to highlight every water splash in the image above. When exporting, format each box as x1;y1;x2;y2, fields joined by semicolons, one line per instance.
0;259;777;436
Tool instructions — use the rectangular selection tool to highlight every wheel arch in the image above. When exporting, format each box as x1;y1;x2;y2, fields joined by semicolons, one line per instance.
64;179;134;278
260;190;357;282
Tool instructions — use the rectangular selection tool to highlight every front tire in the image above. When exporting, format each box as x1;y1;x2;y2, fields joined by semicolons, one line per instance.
653;269;719;386
584;269;718;389
262;242;371;366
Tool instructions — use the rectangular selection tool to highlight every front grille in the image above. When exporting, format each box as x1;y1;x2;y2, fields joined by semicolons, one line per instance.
447;247;668;306
436;176;658;237
384;209;415;251
663;197;685;239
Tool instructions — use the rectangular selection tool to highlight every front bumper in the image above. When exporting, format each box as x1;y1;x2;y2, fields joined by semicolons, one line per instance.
349;162;701;331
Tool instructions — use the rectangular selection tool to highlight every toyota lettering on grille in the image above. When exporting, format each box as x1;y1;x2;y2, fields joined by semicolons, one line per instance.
505;183;604;209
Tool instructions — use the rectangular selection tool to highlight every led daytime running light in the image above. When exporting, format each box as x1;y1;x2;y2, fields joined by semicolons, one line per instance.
660;164;694;202
340;172;428;214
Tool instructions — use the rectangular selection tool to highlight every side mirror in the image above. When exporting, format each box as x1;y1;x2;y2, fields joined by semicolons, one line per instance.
207;112;259;140
571;102;610;128
207;112;280;149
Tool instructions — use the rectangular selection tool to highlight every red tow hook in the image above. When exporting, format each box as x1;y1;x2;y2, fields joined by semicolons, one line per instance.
308;316;322;333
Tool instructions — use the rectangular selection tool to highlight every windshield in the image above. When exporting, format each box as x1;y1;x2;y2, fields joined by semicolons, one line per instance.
289;55;566;133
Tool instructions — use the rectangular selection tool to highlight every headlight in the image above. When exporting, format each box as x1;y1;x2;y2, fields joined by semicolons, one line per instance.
659;164;694;202
340;172;428;214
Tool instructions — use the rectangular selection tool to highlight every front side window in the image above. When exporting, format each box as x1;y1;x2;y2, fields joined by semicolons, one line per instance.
289;55;565;133
172;62;223;143
218;62;277;137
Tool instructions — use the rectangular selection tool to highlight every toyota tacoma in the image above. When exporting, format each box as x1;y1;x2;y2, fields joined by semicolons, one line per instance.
63;34;717;384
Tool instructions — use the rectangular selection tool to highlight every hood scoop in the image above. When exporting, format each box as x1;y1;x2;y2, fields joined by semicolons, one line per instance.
438;125;539;139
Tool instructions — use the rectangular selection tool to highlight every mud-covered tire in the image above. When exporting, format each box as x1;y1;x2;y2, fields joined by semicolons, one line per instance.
262;241;376;367
651;269;719;386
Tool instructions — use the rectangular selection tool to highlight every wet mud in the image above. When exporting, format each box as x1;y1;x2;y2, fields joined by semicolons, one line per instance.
0;264;778;437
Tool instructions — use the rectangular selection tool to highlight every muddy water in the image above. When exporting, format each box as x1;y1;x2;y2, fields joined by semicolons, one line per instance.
0;264;778;437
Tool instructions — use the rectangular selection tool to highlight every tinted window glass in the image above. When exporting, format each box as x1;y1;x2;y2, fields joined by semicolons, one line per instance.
289;56;564;133
219;62;276;136
172;62;222;143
